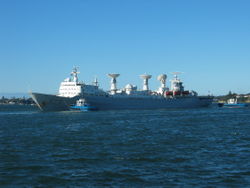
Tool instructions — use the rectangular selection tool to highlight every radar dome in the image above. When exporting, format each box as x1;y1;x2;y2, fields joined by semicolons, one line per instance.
125;84;133;89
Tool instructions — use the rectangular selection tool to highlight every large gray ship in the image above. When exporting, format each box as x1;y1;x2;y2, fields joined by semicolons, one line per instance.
30;68;213;111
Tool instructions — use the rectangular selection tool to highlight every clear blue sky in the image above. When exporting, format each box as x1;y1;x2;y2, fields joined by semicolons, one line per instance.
0;0;249;95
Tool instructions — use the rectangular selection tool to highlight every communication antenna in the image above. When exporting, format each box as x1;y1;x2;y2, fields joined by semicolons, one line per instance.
107;73;120;94
157;74;167;88
171;72;183;79
93;76;98;87
140;74;152;91
71;66;80;82
71;66;80;74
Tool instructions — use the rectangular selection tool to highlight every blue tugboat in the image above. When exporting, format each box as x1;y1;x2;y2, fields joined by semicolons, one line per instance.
221;98;248;108
70;99;98;111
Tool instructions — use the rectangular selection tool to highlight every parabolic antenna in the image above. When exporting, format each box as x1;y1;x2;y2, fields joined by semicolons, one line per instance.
108;73;120;78
171;72;183;76
171;72;183;79
157;74;167;90
140;74;152;79
140;74;152;91
157;74;167;81
107;73;120;94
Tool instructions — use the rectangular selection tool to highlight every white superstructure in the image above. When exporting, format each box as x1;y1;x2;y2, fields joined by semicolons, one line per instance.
58;67;105;97
58;67;83;97
171;72;184;92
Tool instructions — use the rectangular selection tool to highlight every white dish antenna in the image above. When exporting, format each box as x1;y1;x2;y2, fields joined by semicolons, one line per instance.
157;74;167;81
140;74;152;79
171;72;183;75
140;74;152;91
107;73;120;94
157;74;167;89
171;72;183;79
108;73;120;78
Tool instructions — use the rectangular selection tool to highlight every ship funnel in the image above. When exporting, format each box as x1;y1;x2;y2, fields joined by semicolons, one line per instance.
157;74;167;88
140;74;152;91
108;73;120;94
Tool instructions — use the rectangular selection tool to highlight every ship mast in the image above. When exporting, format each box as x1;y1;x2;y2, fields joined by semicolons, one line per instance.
93;76;99;87
71;67;80;82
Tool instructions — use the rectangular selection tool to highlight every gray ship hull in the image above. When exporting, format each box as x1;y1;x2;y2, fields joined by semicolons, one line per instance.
30;92;80;111
82;95;213;110
30;92;213;111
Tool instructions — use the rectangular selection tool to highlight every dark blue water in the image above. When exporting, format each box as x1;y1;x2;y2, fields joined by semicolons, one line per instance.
0;105;250;187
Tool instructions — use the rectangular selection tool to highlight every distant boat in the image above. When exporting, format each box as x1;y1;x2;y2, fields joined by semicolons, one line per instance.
70;98;98;111
220;98;248;108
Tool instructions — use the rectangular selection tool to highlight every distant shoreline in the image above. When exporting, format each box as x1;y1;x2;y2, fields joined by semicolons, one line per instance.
0;93;30;98
0;96;35;105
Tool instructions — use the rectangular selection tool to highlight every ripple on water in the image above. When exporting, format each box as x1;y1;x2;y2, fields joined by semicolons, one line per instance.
1;106;250;187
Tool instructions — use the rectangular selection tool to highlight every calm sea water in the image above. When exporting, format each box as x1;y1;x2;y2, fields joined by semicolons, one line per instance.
0;105;250;187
